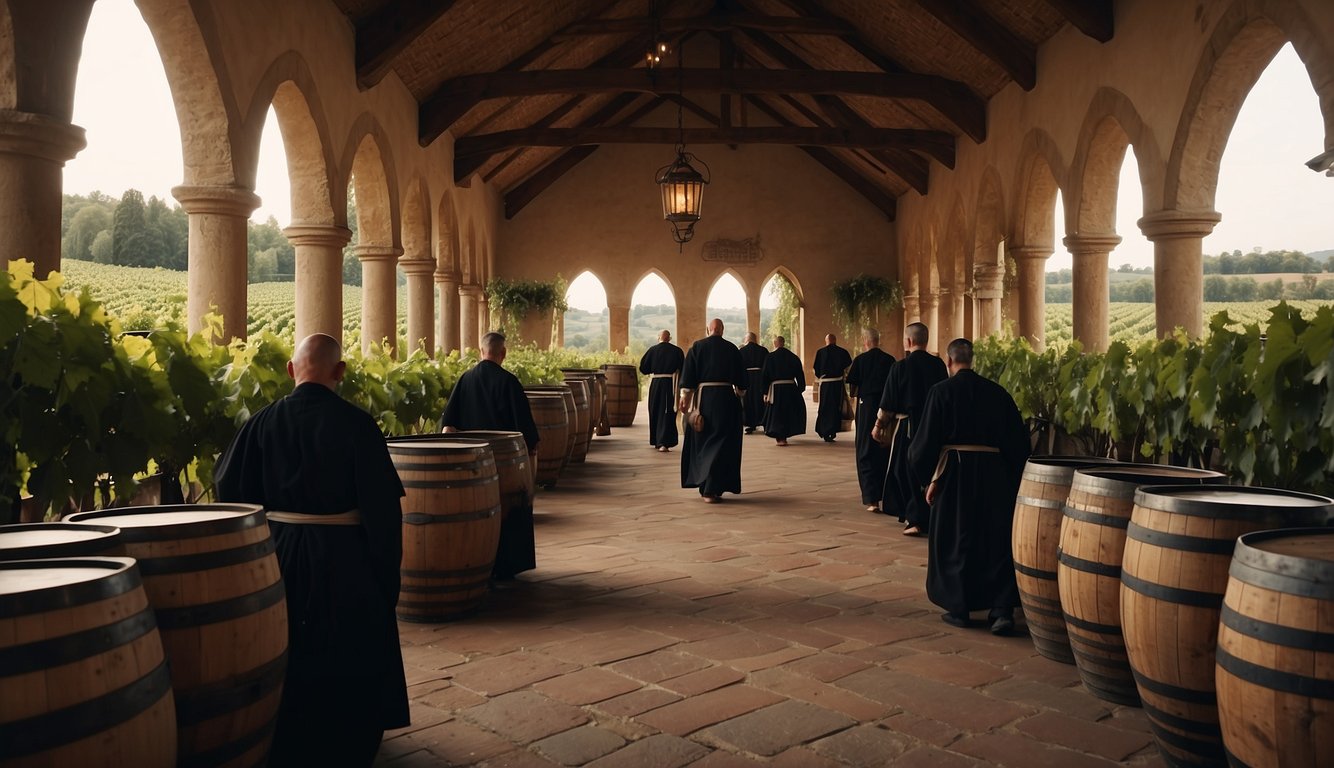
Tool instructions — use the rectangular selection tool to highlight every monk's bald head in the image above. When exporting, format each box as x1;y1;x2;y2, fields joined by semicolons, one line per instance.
289;333;346;389
744;332;757;344
707;318;724;336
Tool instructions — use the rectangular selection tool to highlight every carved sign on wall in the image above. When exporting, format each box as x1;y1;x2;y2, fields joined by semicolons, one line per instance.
702;235;764;265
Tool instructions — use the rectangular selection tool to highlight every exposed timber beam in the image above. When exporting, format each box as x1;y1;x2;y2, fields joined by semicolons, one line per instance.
1040;0;1114;43
770;0;910;75
911;0;1036;91
552;13;855;39
457;126;955;160
356;1;460;89
505;98;665;219
421;68;986;143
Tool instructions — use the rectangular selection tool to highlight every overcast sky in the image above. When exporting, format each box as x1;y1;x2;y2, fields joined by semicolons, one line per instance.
64;1;1331;311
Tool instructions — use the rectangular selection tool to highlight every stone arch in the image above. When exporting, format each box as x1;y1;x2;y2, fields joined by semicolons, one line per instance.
632;268;678;303
1167;0;1334;212
462;218;477;284
939;196;968;343
401;174;431;263
240;51;339;225
761;265;805;305
339;112;401;249
973;167;1009;336
1012;128;1066;246
707;268;749;301
435;189;459;275
1069;88;1167;231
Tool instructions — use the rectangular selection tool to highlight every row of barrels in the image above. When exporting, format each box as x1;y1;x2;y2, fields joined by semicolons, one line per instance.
1012;458;1334;767
524;365;637;488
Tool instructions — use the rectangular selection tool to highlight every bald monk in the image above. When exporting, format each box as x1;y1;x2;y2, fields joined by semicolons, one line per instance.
679;318;747;502
738;332;769;433
215;333;408;766
639;329;685;451
813;333;853;441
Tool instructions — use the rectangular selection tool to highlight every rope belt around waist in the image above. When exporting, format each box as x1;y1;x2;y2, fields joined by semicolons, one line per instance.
765;378;798;402
746;367;761;372
931;444;1001;484
649;373;676;379
816;376;845;384
267;509;362;526
698;382;734;389
880;412;909;462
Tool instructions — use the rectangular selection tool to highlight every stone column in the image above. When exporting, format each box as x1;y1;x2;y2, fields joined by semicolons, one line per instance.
401;258;435;355
435;271;460;354
354;244;402;356
556;311;565;347
173;185;260;341
458;283;482;352
608;302;631;353
0;111;87;278
478;296;492;341
676;299;706;348
1064;233;1122;352
746;296;761;337
918;292;940;352
284;224;352;343
973;264;1006;339
1009;245;1053;351
1139;210;1221;339
903;293;921;324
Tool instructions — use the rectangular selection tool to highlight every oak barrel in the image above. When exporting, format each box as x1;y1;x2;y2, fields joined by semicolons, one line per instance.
561;368;602;444
388;439;501;621
565;378;592;463
1217;527;1334;768
0;522;123;561
65;504;287;767
526;384;580;467
457;430;537;579
594;371;610;435
525;392;570;487
1059;466;1225;705
1121;487;1334;766
0;556;176;767
1012;456;1121;664
602;364;639;427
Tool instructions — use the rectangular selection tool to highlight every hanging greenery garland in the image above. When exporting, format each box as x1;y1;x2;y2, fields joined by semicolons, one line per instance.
829;274;904;338
485;277;569;337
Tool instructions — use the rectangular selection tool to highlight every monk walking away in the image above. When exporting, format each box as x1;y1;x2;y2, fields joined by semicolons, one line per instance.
738;331;769;434
871;322;946;535
679;318;747;502
215;333;408;766
639;329;685;452
441;331;540;580
759;335;806;446
908;338;1030;635
846;328;895;511
813;333;853;441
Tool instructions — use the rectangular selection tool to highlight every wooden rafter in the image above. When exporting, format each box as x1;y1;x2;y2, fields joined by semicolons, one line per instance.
1041;0;1114;43
911;0;1036;91
465;92;643;184
356;0;460;89
552;13;855;39
421;67;986;143
767;0;909;74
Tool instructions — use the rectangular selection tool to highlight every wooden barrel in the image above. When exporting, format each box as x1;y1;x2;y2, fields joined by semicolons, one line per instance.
0;556;177;767
0;522;123;561
64;504;287;767
388;439;501;621
525;385;577;470
594;371;611;435
525;392;570;487
1121;487;1334;766
1059;466;1226;706
561;368;602;444
1217;527;1334;768
565;379;592;463
458;430;537;579
1012;456;1121;664
602;364;639;427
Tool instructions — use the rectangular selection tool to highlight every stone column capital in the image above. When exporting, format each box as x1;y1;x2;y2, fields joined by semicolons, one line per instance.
400;257;436;275
351;244;403;263
1063;233;1123;254
0;110;87;162
282;224;352;249
973;263;1005;297
172;185;262;217
459;283;484;298
434;270;461;284
1009;244;1054;262
1137;210;1221;241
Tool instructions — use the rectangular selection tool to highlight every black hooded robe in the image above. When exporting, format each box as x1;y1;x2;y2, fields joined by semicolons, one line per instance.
679;335;747;496
639;341;685;448
846;347;895;505
813;344;852;439
760;346;807;441
878;349;948;527
738;341;769;430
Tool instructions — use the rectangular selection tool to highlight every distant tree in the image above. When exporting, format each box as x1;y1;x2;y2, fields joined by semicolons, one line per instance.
1258;279;1284;300
1045;284;1072;303
62;204;112;261
252;248;280;282
1128;279;1154;302
112;189;149;266
1203;275;1229;301
1117;263;1133;273
342;251;362;286
90;230;114;263
1226;278;1257;301
1045;268;1073;285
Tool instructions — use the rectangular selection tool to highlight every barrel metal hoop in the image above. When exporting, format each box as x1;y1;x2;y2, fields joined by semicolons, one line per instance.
1120;572;1224;608
401;563;495;579
402;505;500;525
1014;561;1058;580
0;605;158;677
1015;494;1065;510
99;507;267;542
1216;646;1334;699
1125;522;1236;555
1228;557;1334;600
1223;746;1257;768
1220;603;1334;652
178;715;278;768
175;649;288;726
398;580;490;595
1069;633;1132;655
1058;550;1123;578
1062;611;1124;636
1131;668;1218;704
0;657;173;758
0;559;140;618
153;579;286;630
1018;601;1065;620
1062;504;1130;529
1140;698;1222;736
135;538;275;576
398;475;499;489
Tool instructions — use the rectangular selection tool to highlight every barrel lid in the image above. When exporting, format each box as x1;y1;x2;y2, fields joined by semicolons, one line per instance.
387;438;491;453
456;430;525;441
0;524;120;559
1023;456;1122;480
560;368;597;374
65;503;267;541
0;557;137;606
524;390;565;397
1230;527;1334;598
1073;465;1224;496
601;364;636;370
1133;485;1334;521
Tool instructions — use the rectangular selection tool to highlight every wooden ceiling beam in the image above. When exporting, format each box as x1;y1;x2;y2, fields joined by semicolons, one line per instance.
552;13;855;39
767;0;909;74
1040;0;1114;43
911;0;1036;91
458;126;955;159
467;92;644;184
422;67;986;143
356;0;460;89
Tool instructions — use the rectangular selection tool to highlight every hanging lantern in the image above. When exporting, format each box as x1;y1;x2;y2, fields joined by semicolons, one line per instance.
655;149;709;245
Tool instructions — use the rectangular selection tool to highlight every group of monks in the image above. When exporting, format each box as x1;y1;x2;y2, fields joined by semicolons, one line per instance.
210;320;1030;764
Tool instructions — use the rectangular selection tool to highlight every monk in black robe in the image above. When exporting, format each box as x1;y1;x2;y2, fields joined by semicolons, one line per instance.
813;334;852;441
760;335;806;446
846;328;895;510
442;331;539;578
215;333;408;767
738;332;769;433
872;322;947;535
679;318;747;502
639;329;685;451
908;338;1030;635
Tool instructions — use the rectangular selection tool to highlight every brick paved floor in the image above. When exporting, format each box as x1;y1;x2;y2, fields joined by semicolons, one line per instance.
377;398;1164;767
